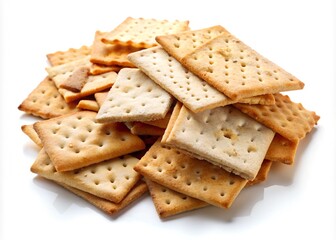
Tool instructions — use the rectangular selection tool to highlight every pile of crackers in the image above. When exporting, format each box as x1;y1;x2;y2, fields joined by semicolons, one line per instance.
19;17;319;218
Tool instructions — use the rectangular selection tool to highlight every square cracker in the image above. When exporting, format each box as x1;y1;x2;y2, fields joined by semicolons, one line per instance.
134;139;247;208
90;31;140;67
144;178;208;218
47;45;91;66
46;57;117;103
234;93;320;142
102;17;189;48
181;32;305;100
162;103;275;180
156;25;228;61
31;148;142;203
59;180;148;215
96;68;173;123
33;111;145;172
18;77;78;119
265;134;299;165
128;47;274;113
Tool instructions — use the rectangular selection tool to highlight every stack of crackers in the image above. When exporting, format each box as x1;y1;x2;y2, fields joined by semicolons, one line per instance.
19;17;319;218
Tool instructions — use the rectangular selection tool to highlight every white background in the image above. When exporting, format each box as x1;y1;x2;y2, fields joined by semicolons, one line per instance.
1;0;335;239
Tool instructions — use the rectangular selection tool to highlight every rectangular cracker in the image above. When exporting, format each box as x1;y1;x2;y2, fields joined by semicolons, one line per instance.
33;111;145;172
234;93;320;142
76;100;99;112
21;124;43;147
134;139;247;208
145;157;272;218
90;31;140;67
144;178;208;218
59;180;148;215
265;134;299;165
18;77;78;119
156;25;228;61
181;32;305;100
128;47;274;113
47;45;91;66
102;17;189;48
162;103;275;180
46;57;117;103
96;68;173;123
31;148;142;203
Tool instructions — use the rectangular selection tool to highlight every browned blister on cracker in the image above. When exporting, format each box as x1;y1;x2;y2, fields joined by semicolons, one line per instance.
60;66;90;92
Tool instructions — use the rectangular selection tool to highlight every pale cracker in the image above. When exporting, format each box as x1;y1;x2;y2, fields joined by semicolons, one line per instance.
59;180;148;215
144;178;208;218
76;100;99;112
96;68;173;123
102;17;189;48
31;148;142;203
156;25;228;61
60;66;90;92
47;45;91;66
143;111;172;129
128;47;274;113
21;124;43;148
162;104;275;180
46;57;117;103
265;134;299;165
18;77;78;119
134;139;247;208
181;32;305;100
90;31;140;67
234;93;320;142
33;111;145;172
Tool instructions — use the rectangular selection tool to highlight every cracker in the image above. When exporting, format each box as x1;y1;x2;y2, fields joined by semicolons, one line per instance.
21;124;43;147
181;32;305;100
90;63;121;75
234;93;320;142
31;148;142;203
246;160;272;187
265;134;299;165
156;25;228;61
96;68;173;123
127;122;165;136
102;17;189;48
59;180;148;215
18;77;78;119
94;91;109;107
134;139;247;208
33;111;145;172
60;66;90;92
128;47;274;113
76;100;99;112
144;178;208;218
90;31;140;67
162;104;275;180
47;45;91;66
46;57;117;103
